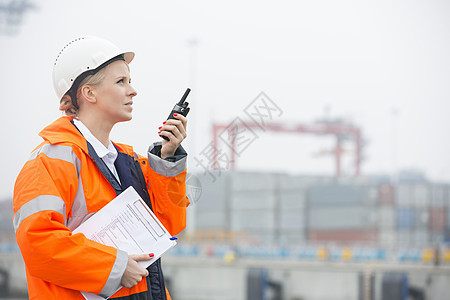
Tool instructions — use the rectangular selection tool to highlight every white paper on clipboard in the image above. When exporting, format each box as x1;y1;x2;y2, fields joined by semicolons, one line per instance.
72;186;177;299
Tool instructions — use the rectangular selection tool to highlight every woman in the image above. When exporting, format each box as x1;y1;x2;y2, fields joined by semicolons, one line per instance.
13;36;189;299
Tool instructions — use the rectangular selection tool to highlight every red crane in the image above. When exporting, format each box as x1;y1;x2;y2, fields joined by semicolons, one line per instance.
211;120;363;177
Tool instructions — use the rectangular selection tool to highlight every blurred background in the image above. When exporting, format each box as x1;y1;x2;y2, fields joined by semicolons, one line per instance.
1;0;450;299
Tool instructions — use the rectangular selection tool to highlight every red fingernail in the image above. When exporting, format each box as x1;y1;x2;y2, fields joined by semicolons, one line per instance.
158;131;161;134
163;121;166;124
174;113;178;116
149;253;154;257
158;126;162;129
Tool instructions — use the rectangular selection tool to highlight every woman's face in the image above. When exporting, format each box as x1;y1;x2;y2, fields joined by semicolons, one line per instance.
92;60;137;125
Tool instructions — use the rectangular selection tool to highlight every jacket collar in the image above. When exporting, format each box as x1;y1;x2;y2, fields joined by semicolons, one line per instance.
39;116;136;157
38;116;89;154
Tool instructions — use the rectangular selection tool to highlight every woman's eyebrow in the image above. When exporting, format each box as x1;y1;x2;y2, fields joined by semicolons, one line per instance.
114;74;131;81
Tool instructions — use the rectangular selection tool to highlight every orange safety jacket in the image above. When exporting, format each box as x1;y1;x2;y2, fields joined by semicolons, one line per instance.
13;116;189;299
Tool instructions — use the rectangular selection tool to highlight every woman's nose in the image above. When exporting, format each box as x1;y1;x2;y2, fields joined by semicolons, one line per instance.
129;85;137;97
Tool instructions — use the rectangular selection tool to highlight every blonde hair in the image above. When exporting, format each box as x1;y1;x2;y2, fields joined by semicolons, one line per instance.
58;67;108;116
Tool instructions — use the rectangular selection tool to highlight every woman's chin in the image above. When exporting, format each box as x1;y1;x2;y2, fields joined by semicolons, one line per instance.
116;114;133;123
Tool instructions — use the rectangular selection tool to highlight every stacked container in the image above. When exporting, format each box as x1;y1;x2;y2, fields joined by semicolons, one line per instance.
192;171;450;249
392;183;450;247
377;183;396;248
194;171;230;231
395;184;416;246
412;184;431;246
229;172;277;244
306;184;378;243
276;174;309;245
430;184;448;244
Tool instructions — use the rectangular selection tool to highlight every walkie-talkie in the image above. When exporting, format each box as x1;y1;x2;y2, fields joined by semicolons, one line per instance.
160;88;191;141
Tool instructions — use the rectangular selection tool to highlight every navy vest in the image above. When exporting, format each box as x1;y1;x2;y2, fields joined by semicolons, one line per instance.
86;141;167;300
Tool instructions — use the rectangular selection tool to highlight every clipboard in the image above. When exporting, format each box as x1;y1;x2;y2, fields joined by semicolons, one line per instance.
73;186;177;299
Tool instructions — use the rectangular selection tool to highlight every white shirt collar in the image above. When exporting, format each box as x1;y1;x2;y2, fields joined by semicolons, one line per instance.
72;119;118;160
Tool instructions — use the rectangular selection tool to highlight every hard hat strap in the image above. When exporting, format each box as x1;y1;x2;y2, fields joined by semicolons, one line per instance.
66;54;126;109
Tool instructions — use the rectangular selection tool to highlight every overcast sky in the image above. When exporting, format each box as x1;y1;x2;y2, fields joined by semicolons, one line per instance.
1;0;450;200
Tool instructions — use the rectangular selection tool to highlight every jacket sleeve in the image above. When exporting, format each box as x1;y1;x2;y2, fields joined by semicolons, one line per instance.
140;142;190;235
13;143;127;297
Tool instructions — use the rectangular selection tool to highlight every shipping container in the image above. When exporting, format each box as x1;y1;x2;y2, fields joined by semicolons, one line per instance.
279;210;305;230
239;230;277;245
308;185;376;206
378;183;395;205
396;207;415;229
378;207;395;228
230;210;275;231
276;174;318;191
195;211;229;230
445;228;450;243
431;232;445;244
378;229;396;247
447;209;450;228
430;208;446;231
412;229;430;246
367;187;378;205
308;206;377;230
397;185;413;206
194;171;229;211
396;229;412;246
230;172;276;192
415;210;430;229
412;184;430;208
231;191;276;210
278;230;306;245
431;184;448;207
308;229;378;242
278;191;306;210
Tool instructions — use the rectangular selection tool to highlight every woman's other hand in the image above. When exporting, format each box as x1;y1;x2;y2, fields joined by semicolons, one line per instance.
120;253;154;288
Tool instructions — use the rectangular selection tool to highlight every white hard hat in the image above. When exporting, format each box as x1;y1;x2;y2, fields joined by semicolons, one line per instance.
52;36;134;101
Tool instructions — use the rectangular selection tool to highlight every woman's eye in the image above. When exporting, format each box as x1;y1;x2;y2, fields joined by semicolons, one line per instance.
117;79;124;84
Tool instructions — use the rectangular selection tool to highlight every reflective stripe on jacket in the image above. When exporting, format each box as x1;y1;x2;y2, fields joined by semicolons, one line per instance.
13;116;189;299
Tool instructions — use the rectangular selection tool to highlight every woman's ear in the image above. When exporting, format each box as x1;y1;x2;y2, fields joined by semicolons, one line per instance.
80;85;97;104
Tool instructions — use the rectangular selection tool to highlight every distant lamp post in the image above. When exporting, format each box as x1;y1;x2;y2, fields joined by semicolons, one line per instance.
391;108;399;183
186;37;199;237
186;37;199;170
